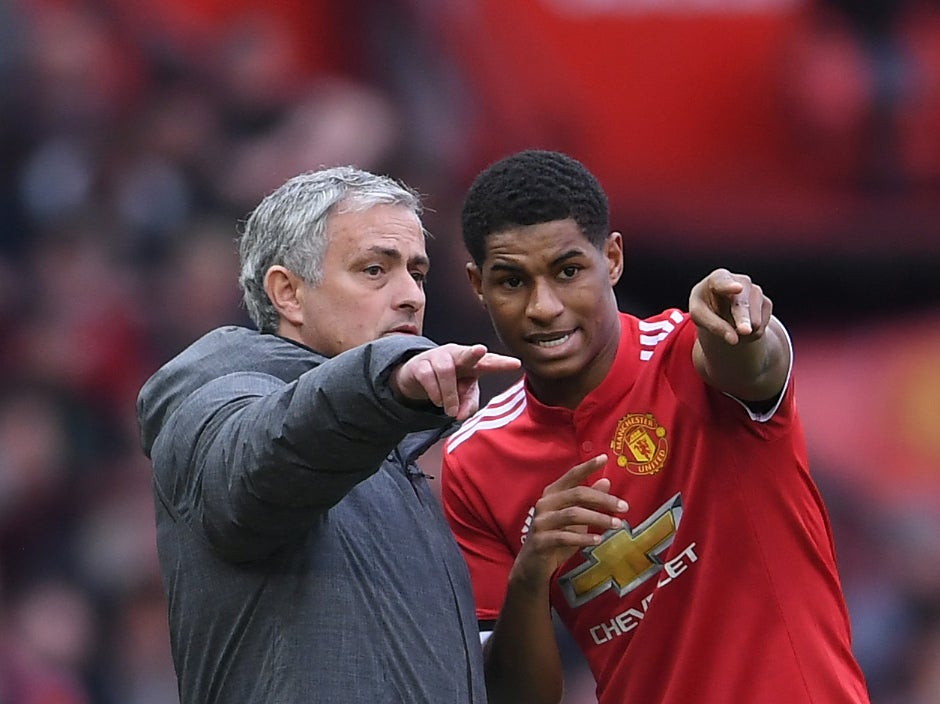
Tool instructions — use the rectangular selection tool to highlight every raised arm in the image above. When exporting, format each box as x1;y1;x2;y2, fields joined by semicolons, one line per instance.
689;268;791;402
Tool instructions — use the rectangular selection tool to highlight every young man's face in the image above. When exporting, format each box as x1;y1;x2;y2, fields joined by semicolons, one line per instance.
292;203;429;357
467;218;623;406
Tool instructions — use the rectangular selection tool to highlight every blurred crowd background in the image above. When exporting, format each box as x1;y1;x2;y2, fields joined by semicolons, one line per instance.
1;0;939;702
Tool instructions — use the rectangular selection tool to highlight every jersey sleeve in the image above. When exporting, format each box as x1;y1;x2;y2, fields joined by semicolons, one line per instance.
669;315;800;448
441;449;515;623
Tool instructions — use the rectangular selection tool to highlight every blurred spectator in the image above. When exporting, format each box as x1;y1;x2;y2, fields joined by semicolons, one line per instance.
782;0;940;191
102;583;177;704
7;579;97;680
137;215;246;363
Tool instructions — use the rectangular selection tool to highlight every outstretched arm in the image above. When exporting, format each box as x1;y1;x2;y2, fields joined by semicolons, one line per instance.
164;338;518;562
485;455;627;704
689;268;790;402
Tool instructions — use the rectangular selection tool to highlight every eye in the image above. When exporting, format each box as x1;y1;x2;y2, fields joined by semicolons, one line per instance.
559;265;581;280
501;275;523;289
411;270;427;286
364;265;384;277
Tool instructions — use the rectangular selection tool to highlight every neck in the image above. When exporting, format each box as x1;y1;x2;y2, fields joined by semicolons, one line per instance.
527;376;593;410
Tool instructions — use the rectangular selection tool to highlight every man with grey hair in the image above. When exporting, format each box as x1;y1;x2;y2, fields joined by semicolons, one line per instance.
136;166;518;703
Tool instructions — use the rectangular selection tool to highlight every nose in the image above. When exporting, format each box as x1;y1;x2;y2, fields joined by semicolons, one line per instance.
395;271;425;311
526;278;563;322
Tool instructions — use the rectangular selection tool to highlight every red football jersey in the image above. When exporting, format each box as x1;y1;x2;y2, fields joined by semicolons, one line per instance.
442;310;870;703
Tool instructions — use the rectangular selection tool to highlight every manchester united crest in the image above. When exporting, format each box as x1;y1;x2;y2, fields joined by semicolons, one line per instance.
610;413;668;476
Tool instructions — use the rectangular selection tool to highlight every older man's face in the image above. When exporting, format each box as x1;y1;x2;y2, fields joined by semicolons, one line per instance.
292;204;428;357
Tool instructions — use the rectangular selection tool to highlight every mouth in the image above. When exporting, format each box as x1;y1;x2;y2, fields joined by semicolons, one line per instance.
386;324;419;335
526;329;576;349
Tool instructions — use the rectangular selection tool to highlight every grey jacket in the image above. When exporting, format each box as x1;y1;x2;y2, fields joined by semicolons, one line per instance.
137;327;486;703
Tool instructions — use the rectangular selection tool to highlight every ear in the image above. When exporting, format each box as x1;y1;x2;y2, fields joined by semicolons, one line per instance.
264;265;305;327
605;232;624;286
466;262;486;308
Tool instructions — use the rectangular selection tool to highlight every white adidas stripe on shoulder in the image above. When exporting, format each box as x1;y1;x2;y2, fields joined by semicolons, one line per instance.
481;378;526;407
638;309;686;361
446;380;527;454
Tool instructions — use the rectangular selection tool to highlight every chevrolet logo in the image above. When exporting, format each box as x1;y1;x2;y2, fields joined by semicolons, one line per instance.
560;493;683;607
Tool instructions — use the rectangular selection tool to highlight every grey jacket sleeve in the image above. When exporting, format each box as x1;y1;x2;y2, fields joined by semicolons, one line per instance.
150;336;450;562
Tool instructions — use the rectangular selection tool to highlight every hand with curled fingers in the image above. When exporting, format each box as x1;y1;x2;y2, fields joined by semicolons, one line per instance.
390;343;520;420
688;268;774;346
511;454;629;591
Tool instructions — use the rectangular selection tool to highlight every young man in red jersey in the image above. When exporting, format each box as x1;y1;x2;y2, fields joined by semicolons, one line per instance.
441;149;871;704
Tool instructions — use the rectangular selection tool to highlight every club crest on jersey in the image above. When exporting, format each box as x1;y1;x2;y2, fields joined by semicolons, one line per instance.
610;413;668;476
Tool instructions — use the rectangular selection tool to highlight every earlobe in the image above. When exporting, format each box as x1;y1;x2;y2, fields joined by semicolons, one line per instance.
264;266;304;326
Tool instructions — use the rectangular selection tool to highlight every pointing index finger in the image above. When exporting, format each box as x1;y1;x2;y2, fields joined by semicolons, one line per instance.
708;270;751;339
473;352;522;374
549;454;608;492
729;291;753;336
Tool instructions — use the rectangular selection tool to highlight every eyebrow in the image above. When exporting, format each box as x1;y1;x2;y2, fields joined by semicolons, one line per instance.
488;248;585;272
365;245;429;269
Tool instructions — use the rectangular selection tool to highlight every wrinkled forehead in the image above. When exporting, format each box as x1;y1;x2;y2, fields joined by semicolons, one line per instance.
480;218;595;264
326;204;429;261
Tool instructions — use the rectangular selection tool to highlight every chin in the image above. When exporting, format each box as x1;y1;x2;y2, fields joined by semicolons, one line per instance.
524;355;582;379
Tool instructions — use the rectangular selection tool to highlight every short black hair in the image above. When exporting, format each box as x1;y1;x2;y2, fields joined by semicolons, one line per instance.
461;149;610;266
